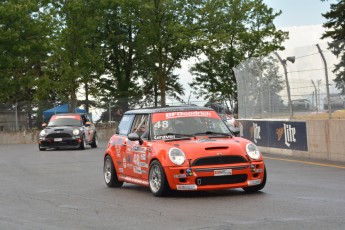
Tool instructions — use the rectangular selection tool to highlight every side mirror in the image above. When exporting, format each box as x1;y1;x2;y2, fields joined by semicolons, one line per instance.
128;132;143;145
42;123;47;128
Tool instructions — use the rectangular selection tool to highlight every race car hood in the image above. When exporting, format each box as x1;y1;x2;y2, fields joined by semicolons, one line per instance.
151;137;253;165
176;138;248;157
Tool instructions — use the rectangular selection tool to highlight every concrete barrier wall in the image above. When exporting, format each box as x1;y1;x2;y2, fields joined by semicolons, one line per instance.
254;119;345;163
0;128;116;145
0;120;344;163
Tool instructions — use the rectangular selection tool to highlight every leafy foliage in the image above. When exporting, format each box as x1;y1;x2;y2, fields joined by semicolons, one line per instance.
321;0;345;93
189;0;288;112
0;0;288;125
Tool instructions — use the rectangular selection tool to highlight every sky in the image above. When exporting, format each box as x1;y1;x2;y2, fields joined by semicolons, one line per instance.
263;0;338;49
263;0;337;28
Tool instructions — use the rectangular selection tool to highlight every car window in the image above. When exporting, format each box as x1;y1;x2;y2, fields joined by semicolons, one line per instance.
131;114;149;138
151;111;230;139
118;114;135;135
48;115;82;127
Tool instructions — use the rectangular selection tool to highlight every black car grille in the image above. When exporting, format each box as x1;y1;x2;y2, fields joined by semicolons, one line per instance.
46;133;72;138
192;156;248;166
195;174;247;186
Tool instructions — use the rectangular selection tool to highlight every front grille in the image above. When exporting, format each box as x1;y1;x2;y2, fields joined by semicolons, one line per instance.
46;133;71;138
42;140;79;147
195;174;247;186
192;156;248;166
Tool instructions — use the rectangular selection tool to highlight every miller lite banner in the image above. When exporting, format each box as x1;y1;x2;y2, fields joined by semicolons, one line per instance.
238;120;308;151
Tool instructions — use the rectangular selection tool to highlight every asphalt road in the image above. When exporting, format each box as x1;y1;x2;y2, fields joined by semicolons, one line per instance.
0;142;345;230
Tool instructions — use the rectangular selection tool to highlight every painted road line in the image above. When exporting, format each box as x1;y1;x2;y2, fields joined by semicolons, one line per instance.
265;156;345;169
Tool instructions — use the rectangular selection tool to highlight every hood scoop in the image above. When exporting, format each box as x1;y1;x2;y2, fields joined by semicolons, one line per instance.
54;129;64;131
205;146;229;150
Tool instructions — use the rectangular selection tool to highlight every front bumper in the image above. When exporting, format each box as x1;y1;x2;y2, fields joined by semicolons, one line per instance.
38;137;82;149
165;161;265;191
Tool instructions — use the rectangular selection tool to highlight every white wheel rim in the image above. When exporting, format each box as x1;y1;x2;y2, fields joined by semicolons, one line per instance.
149;165;162;193
104;158;112;184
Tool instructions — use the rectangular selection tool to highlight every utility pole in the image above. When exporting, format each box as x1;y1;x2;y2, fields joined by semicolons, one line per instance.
275;52;295;119
316;44;332;118
311;80;318;113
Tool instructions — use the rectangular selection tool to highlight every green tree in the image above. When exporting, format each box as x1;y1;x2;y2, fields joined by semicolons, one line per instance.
189;0;288;112
0;0;52;127
45;0;104;112
321;0;345;93
140;0;203;106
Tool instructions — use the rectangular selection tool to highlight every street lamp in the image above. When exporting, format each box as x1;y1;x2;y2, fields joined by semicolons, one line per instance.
275;53;295;119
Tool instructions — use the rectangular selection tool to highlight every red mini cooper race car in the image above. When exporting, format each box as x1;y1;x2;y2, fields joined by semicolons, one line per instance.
103;106;266;196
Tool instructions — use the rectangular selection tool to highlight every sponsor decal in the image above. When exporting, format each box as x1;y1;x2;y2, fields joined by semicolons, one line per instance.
166;111;212;119
174;174;187;178
140;153;146;161
52;115;80;120
141;170;147;174
176;184;197;190
116;146;121;154
214;169;232;176
133;154;140;166
195;138;217;142
132;146;140;152
126;154;131;163
283;123;296;147
133;166;142;174
119;175;149;186
140;162;148;168
240;120;307;151
118;168;123;173
123;157;126;168
154;135;175;140
186;168;193;176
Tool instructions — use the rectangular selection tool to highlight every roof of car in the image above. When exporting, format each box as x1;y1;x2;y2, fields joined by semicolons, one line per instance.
52;113;84;116
124;106;214;115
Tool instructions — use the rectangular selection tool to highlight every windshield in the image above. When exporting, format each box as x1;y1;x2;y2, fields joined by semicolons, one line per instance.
48;116;82;127
151;111;230;140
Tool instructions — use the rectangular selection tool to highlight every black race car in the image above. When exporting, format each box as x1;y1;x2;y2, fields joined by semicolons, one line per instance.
38;113;98;150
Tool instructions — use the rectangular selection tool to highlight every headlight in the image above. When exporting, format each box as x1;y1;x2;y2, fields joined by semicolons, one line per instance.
40;130;46;137
246;143;261;160
73;129;80;135
168;148;186;165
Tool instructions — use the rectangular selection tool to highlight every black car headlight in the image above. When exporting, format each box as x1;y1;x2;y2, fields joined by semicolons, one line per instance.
246;143;261;160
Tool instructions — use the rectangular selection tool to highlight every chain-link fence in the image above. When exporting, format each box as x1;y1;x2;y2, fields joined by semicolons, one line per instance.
3;42;342;131
234;42;342;119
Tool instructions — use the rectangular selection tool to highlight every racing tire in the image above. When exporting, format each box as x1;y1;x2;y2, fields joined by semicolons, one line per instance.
104;155;123;188
38;144;46;151
243;166;267;193
79;135;86;150
149;160;171;197
90;133;98;148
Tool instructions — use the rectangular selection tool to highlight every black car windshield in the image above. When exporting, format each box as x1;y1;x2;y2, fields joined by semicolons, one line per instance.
152;116;231;139
48;118;82;127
